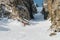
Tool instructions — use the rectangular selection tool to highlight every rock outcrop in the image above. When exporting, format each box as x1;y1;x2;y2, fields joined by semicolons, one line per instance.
43;0;60;32
0;0;37;20
41;0;49;20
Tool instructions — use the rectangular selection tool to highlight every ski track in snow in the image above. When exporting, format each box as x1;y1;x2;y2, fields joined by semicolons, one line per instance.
0;7;60;40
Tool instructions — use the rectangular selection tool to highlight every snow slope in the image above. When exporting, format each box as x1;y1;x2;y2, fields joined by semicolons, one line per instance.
0;7;60;40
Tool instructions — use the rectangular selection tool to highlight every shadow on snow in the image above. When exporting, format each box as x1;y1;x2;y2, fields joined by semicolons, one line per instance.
0;26;10;31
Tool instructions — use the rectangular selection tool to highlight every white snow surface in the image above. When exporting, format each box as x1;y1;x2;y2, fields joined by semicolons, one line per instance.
0;7;60;40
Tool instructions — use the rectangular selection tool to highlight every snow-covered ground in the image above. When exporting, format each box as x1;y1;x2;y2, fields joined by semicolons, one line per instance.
0;7;60;40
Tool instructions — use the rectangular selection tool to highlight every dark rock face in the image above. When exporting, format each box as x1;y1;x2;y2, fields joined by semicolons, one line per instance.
41;7;49;20
0;0;37;20
42;0;49;20
23;0;37;19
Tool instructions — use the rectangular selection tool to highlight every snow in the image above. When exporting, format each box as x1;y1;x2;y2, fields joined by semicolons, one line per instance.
43;3;47;6
0;7;60;40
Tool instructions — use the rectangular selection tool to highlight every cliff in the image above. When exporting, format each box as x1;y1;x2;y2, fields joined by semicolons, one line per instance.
43;0;60;32
0;0;37;20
